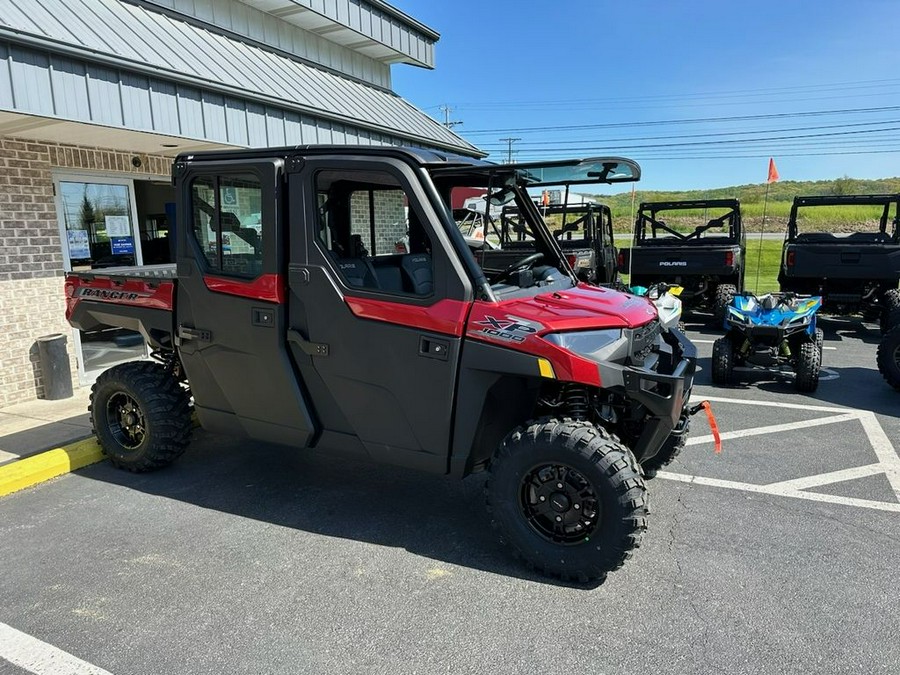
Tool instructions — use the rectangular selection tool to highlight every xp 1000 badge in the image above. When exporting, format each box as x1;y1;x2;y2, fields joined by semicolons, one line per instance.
476;316;542;343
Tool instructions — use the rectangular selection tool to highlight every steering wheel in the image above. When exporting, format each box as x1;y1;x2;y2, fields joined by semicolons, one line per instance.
490;252;544;284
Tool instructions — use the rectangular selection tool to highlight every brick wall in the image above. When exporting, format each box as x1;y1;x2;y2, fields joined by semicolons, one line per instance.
0;135;172;407
350;190;407;255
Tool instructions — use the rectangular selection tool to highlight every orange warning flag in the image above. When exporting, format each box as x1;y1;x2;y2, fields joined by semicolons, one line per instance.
767;157;780;184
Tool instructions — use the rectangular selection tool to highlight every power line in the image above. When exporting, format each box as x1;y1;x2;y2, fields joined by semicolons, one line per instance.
462;104;900;135
450;77;900;109
477;118;900;149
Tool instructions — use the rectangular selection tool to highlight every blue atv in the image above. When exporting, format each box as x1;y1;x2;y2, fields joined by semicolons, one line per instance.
712;292;824;392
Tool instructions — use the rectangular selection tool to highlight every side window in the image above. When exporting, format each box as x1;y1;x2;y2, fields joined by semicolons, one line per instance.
315;170;433;297
190;174;263;278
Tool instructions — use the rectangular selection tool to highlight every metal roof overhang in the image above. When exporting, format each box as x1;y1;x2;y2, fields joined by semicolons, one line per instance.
0;0;481;157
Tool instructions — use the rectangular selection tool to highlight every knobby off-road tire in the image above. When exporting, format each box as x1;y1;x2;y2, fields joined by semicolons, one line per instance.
641;420;689;480
485;419;648;584
877;325;900;391
794;329;823;392
90;361;192;472
713;284;737;325
711;337;735;385
880;289;900;333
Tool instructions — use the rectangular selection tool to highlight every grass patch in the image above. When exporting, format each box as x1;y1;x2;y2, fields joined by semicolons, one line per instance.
744;239;782;294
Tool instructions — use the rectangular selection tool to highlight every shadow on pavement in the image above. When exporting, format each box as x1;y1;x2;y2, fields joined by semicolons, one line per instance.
0;414;92;457
78;431;601;590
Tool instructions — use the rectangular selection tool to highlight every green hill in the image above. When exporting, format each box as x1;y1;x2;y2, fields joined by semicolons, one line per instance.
590;176;900;232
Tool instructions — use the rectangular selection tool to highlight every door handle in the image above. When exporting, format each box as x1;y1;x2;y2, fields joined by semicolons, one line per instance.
419;336;449;361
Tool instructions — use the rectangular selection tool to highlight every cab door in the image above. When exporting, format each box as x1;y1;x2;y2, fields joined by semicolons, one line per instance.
175;159;316;446
286;155;474;474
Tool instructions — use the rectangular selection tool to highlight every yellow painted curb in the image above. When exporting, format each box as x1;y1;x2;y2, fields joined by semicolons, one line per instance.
0;438;105;498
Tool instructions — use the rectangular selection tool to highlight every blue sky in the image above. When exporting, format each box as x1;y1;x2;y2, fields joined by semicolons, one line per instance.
392;0;900;192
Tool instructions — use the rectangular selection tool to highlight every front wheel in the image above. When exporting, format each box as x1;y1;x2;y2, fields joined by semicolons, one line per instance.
90;361;192;472
711;337;735;385
794;329;823;392
486;419;648;583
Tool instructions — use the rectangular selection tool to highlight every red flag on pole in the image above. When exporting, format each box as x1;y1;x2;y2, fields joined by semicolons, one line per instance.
767;157;780;183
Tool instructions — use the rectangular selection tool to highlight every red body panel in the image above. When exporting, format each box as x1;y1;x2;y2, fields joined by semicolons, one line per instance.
65;275;174;321
465;284;657;385
345;297;470;337
203;273;285;303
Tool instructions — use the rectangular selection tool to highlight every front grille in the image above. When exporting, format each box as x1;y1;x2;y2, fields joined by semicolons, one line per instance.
628;319;661;364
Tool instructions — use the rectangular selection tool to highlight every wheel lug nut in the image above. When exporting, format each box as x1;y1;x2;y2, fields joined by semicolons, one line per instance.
574;504;580;510
556;483;563;489
539;496;546;502
555;516;562;522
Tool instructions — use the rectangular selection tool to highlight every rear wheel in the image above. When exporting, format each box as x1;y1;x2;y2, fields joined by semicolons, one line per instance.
486;419;648;583
711;337;735;384
90;361;192;472
713;284;737;324
794;330;822;392
877;326;900;391
881;289;900;333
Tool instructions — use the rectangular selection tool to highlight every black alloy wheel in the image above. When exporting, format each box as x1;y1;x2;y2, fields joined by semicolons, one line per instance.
520;463;600;545
106;391;147;451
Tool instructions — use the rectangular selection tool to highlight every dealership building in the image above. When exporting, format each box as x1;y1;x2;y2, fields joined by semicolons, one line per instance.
0;0;480;406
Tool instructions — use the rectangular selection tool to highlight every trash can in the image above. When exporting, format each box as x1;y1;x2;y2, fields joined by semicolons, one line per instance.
37;333;73;400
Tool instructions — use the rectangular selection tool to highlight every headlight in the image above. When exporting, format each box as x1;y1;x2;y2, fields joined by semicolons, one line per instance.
786;314;811;326
543;329;623;358
727;308;747;323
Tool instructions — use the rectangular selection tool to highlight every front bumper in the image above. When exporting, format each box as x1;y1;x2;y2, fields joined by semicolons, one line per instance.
613;328;697;461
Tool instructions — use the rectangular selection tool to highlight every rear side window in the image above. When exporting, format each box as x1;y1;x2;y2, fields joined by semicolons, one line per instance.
190;174;263;277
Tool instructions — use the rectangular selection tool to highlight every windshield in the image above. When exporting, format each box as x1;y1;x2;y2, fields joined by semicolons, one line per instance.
435;176;576;300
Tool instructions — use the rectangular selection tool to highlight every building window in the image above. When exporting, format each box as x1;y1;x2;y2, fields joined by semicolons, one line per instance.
315;170;433;296
190;174;263;277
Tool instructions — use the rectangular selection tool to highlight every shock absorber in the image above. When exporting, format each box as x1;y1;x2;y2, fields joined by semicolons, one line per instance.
562;384;590;420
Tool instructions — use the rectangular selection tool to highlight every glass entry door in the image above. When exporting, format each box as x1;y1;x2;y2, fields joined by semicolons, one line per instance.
55;176;147;384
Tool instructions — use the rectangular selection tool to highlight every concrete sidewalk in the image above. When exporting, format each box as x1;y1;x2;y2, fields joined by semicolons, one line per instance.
0;388;93;465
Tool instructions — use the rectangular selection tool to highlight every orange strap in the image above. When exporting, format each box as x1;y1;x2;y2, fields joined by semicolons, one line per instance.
701;401;722;454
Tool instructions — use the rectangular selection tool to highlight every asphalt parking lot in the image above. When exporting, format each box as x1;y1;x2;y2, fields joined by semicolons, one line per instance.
2;316;899;675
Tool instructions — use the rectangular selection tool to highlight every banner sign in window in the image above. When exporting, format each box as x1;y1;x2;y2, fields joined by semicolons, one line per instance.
105;215;131;238
111;237;135;255
67;229;91;259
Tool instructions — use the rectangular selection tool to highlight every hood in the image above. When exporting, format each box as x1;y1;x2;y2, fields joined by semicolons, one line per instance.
467;283;657;344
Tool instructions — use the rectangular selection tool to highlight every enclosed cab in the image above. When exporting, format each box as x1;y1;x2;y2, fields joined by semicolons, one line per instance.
778;194;900;330
66;147;697;583
622;199;745;321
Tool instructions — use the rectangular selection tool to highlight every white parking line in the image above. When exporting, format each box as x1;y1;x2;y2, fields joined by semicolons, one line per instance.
663;396;900;514
0;622;112;675
685;413;857;446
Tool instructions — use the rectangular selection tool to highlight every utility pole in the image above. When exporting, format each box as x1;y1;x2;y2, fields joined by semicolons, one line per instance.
499;137;521;163
438;104;462;129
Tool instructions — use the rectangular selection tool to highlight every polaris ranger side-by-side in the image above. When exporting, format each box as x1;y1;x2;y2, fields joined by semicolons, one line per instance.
778;194;900;331
623;199;745;321
472;202;619;285
66;147;697;583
